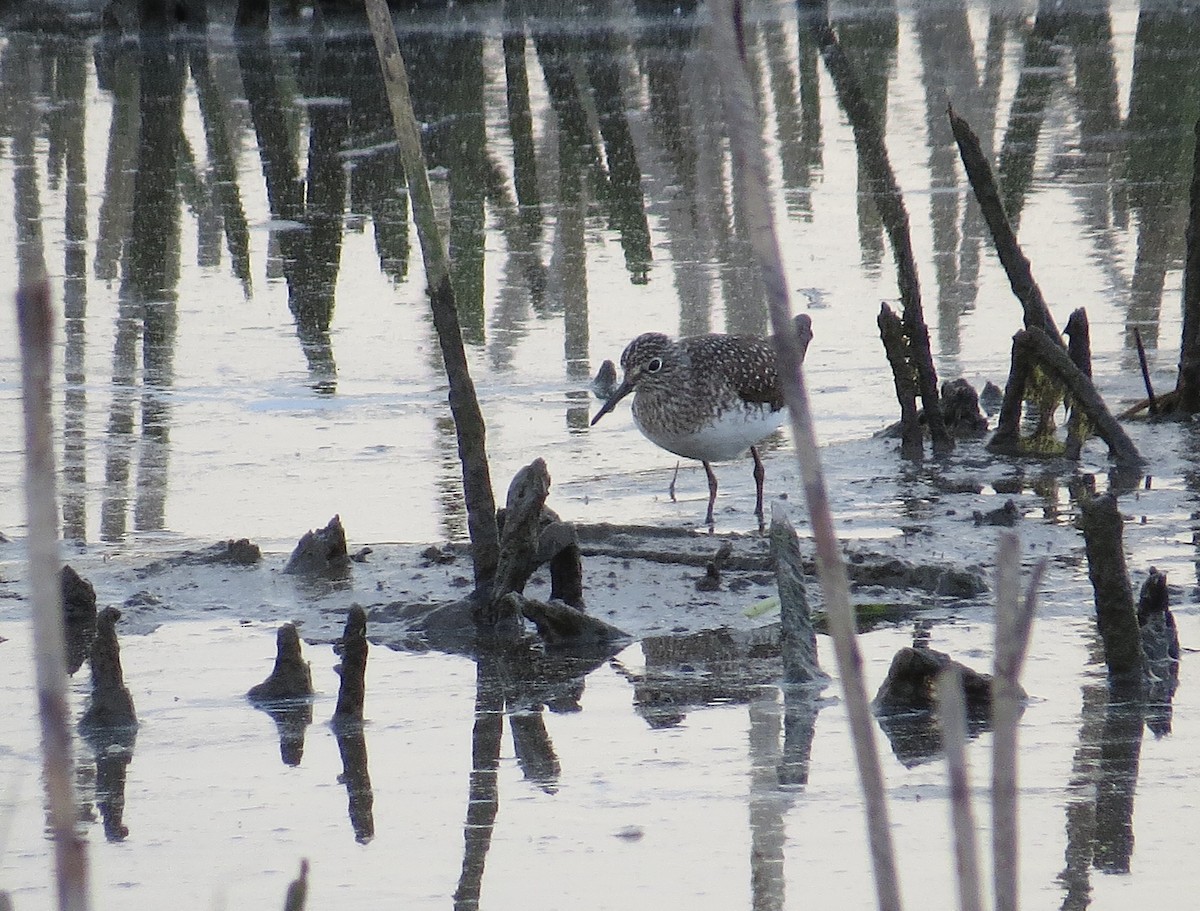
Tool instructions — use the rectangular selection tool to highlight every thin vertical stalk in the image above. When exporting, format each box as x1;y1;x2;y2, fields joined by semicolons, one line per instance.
710;4;902;910
18;281;92;911
364;0;499;594
935;669;984;911
992;533;1043;911
1177;116;1200;411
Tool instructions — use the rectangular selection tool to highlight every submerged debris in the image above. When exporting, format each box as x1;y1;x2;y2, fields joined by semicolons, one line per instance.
973;498;1020;527
1138;567;1180;667
420;544;459;566
198;538;262;565
79;607;137;731
979;380;1004;416
872;645;1005;767
247;623;314;703
284;515;351;578
940;378;990;439
135;539;263;576
590;359;618;400
873;646;999;717
516;594;630;650
695;541;733;592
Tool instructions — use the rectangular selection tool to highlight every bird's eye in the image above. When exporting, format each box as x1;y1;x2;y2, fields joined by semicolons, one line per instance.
646;357;663;373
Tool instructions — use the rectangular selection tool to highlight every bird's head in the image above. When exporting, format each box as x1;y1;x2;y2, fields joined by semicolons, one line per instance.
590;333;680;425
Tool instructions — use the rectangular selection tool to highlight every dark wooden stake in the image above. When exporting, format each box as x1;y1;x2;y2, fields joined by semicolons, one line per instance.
333;607;368;722
282;860;309;911
877;303;923;460
948;108;1062;340
989;329;1143;468
79;608;137;730
1077;494;1147;690
365;0;500;596
770;505;827;686
809;12;950;455
1063;308;1093;460
247;623;314;702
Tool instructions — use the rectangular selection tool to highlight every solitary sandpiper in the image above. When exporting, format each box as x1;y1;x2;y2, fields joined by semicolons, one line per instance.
591;314;813;526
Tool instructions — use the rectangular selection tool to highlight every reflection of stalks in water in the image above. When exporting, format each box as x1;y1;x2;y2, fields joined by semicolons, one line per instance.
186;24;254;294
453;646;589;908
484;154;548;373
367;0;500;593
333;723;374;844
1059;680;1106;911
837;4;897;277
761;18;810;220
914;0;984;361
263;702;313;767
53;34;92;543
94;43;139;283
749;688;812;911
508;705;560;793
100;293;138;543
128;37;185;535
1059;684;1147;908
749;691;785;911
801;0;952;456
454;656;504;911
84;732;136;843
501;21;543;234
236;26;339;391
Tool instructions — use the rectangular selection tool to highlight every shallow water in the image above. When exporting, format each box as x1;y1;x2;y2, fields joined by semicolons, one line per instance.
1;612;1197;910
0;0;1199;907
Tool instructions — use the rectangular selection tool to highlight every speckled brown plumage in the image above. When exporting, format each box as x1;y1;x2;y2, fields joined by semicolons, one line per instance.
615;332;784;455
591;316;813;525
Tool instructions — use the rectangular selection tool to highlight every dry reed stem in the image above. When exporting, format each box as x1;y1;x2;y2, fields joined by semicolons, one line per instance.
364;0;500;592
935;668;984;911
991;533;1045;911
17;281;92;911
710;3;902;909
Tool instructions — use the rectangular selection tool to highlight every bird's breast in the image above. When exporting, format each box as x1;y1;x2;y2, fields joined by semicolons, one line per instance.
631;393;785;462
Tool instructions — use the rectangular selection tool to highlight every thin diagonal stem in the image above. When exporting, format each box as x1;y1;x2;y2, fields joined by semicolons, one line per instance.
710;4;902;910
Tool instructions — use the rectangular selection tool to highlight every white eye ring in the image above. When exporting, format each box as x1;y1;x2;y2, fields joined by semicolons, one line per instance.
646;357;663;373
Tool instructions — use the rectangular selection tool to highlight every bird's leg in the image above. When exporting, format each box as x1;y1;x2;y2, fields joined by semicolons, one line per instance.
751;446;766;522
668;461;680;502
703;460;718;526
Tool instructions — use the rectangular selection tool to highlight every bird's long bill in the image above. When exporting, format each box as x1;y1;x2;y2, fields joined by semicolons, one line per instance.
590;379;634;426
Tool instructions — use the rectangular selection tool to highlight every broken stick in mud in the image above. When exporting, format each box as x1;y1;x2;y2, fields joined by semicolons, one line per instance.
1077;493;1148;690
989;328;1143;468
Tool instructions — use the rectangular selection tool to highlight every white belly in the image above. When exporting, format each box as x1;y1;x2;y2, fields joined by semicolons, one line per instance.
633;405;785;462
